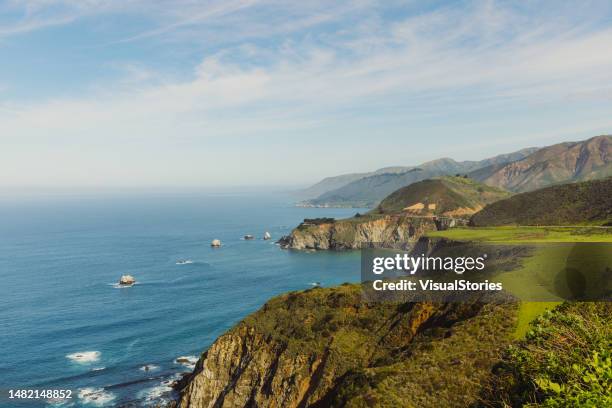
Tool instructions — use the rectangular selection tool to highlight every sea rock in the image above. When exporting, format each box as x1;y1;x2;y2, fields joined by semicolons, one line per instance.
211;239;221;247
263;232;272;240
176;357;192;364
118;275;135;285
244;234;254;240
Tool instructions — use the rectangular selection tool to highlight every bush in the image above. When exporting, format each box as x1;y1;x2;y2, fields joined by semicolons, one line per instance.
482;302;612;407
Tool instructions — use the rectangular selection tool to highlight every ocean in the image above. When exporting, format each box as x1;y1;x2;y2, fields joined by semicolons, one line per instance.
0;192;363;407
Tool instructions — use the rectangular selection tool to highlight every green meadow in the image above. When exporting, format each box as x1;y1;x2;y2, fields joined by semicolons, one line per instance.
427;226;612;243
426;226;611;338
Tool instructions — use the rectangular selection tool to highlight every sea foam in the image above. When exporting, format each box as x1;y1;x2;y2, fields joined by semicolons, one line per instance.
78;388;115;406
66;351;100;363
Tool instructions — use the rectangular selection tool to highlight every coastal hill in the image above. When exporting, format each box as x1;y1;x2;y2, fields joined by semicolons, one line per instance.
470;177;612;227
175;276;611;408
175;176;612;407
470;135;611;192
177;285;520;407
373;176;510;216
301;148;536;207
280;176;510;250
301;135;611;208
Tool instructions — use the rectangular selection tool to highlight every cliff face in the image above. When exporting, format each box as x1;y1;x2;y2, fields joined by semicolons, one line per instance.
278;215;438;250
177;284;518;408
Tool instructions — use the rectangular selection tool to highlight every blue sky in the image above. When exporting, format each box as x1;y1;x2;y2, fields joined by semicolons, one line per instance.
1;0;612;188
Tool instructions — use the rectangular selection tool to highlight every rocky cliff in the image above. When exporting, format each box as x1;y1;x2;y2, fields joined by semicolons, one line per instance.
176;285;518;408
277;215;438;250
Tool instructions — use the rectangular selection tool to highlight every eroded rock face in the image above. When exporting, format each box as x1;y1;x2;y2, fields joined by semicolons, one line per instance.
179;327;328;408
278;215;437;250
177;284;517;408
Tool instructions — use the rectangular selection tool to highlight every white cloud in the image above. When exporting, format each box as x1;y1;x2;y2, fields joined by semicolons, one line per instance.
1;1;612;187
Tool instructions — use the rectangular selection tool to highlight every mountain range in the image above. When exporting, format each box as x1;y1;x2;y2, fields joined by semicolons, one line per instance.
300;135;611;208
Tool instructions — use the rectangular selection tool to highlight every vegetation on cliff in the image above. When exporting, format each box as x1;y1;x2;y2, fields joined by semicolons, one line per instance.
373;176;510;216
178;283;611;407
482;302;611;407
470;177;612;227
178;284;519;407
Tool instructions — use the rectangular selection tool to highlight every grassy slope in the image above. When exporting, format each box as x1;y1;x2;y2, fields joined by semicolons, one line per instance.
426;226;612;339
427;226;612;242
470;177;612;226
373;175;510;215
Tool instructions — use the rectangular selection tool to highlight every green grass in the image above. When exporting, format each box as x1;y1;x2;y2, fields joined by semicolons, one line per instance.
426;226;612;243
426;226;611;339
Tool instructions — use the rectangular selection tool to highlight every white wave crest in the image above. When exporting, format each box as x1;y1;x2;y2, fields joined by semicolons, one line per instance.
78;388;115;406
66;351;100;363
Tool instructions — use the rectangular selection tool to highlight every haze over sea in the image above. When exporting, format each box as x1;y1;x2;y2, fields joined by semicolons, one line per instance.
0;192;363;407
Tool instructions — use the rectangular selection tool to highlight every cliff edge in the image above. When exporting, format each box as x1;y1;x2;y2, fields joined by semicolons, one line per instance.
176;284;518;408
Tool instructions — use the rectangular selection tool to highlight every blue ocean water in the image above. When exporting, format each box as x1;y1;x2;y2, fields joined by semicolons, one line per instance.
0;192;363;407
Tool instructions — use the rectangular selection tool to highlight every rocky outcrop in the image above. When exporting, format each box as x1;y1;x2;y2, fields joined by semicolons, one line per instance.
119;275;135;285
278;215;437;250
176;284;518;408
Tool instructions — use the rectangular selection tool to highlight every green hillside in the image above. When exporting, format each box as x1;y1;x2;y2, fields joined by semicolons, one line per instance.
373;176;510;216
470;177;612;226
305;148;536;207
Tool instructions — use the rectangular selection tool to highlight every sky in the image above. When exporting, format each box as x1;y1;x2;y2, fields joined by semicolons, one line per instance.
1;0;612;189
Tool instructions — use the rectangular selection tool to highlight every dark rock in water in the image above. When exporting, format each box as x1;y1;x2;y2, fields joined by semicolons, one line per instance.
176;357;191;364
244;234;254;240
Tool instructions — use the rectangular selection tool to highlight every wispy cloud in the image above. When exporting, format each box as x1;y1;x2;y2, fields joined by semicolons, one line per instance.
1;0;612;187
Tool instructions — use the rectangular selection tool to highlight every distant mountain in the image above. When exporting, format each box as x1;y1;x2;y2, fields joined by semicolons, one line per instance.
470;135;611;192
295;172;371;200
303;148;536;207
470;177;612;226
373;176;510;217
296;166;419;200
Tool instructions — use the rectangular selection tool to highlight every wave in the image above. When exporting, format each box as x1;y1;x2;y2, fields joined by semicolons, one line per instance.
91;366;106;371
140;364;159;372
137;375;181;406
176;260;194;265
66;351;100;364
78;388;115;406
109;282;137;289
